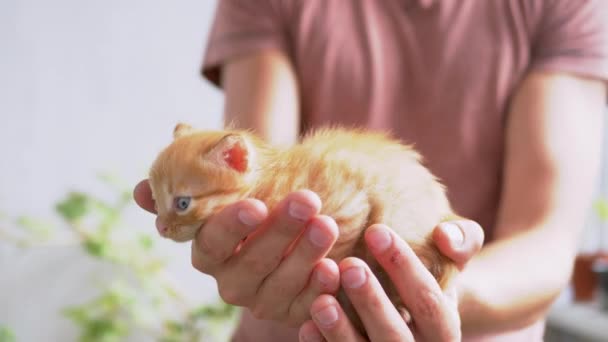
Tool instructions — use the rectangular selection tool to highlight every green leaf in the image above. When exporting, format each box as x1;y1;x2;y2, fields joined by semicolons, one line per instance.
15;216;54;238
137;234;154;250
120;190;133;204
64;288;135;342
56;192;90;222
0;325;15;342
80;318;127;342
189;302;237;320
90;200;116;218
164;320;185;334
83;239;109;258
63;307;89;324
594;198;608;222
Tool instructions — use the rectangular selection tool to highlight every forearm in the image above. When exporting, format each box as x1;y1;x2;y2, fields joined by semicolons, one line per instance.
458;225;575;335
221;50;300;146
457;71;606;335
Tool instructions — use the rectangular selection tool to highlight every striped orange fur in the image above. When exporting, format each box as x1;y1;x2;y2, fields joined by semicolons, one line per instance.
149;123;458;334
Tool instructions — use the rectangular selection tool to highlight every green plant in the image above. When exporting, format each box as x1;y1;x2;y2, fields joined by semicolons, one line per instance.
0;173;239;342
0;326;16;342
595;197;608;252
594;197;608;222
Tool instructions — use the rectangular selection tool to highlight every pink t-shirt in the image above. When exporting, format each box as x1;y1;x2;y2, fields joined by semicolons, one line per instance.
202;0;608;340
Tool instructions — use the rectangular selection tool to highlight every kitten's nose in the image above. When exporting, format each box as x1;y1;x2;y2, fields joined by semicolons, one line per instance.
155;217;168;234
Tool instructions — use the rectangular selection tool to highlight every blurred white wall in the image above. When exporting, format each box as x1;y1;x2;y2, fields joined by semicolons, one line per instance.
0;1;224;341
0;0;223;217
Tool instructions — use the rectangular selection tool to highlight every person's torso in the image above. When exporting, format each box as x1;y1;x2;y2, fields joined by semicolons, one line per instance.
279;2;546;339
284;0;541;244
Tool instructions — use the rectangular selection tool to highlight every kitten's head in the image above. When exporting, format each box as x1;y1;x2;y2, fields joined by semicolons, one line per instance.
148;123;258;242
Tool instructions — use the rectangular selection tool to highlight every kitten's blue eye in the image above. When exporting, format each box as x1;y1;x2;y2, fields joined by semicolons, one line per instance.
174;197;191;211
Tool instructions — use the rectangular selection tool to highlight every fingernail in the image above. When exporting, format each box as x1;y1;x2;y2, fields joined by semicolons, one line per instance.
441;223;464;246
308;224;331;248
238;210;261;227
313;305;338;327
342;266;366;289
289;201;314;221
367;227;392;252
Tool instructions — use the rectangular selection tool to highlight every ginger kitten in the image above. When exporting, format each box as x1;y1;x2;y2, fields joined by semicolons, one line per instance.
148;123;457;334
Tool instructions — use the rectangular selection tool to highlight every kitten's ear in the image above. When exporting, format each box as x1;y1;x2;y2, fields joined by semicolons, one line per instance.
173;123;195;139
206;134;253;173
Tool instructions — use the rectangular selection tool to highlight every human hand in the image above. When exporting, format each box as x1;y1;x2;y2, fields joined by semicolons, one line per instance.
133;180;341;326
298;221;484;342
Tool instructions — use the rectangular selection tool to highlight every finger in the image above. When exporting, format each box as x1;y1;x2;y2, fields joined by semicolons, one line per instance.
339;258;414;342
254;215;339;323
443;283;460;310
191;199;267;275
432;220;485;269
299;320;326;342
287;258;340;325
366;224;461;341
133;179;156;214
218;190;321;306
309;295;367;342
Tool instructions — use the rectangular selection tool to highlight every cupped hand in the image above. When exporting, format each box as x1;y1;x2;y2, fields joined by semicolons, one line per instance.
133;179;341;326
299;221;484;342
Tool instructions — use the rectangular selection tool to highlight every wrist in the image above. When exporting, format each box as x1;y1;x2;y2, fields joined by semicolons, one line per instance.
454;266;488;336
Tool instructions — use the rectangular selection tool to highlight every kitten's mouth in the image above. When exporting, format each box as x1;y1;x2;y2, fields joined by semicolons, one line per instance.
156;220;204;242
155;216;169;235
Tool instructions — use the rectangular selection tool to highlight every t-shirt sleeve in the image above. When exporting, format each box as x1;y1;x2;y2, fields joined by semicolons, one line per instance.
201;0;290;87
531;0;608;83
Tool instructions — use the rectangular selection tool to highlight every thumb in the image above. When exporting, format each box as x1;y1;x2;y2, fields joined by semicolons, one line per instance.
133;179;157;214
432;220;485;270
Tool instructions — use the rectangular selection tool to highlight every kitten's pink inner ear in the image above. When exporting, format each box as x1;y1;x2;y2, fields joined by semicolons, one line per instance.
222;141;248;172
208;134;251;172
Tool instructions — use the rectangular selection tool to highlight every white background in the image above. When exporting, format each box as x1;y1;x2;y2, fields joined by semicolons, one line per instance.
0;1;224;341
0;1;607;341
